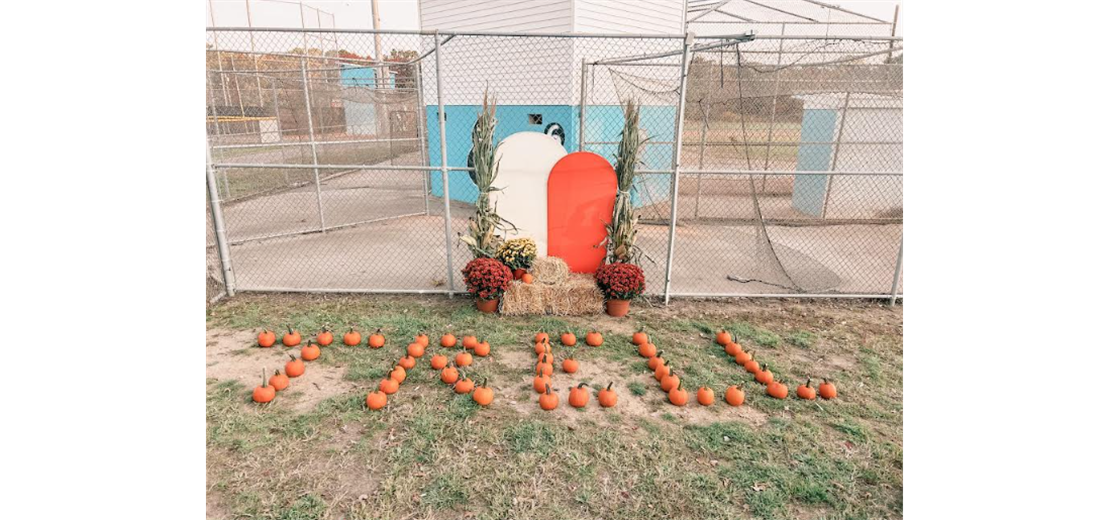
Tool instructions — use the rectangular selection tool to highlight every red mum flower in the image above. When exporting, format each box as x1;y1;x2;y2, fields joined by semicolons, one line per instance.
596;263;645;300
462;258;513;301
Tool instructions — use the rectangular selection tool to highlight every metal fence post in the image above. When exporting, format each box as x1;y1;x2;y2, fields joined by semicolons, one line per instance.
663;32;694;305
300;58;327;232
434;31;456;295
579;59;588;152
207;136;236;297
889;235;903;305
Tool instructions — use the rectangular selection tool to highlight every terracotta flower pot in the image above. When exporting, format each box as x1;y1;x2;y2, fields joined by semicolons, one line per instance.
476;298;499;314
606;299;630;317
512;268;526;280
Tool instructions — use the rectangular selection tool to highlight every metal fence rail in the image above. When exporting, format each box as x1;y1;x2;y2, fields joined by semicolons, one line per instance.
205;28;902;303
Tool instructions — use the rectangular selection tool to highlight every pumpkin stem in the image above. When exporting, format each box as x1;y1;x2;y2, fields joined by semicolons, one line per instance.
544;383;551;395
805;378;812;388
482;377;488;388
289;353;297;361
577;382;589;389
606;382;613;391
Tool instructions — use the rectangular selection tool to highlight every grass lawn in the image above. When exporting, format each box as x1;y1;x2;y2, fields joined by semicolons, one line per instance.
206;295;902;520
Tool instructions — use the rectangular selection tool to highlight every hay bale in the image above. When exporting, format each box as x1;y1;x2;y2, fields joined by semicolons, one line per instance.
545;273;604;316
531;256;569;285
500;280;546;316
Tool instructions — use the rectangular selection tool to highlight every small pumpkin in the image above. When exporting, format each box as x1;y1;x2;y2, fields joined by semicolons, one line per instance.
755;365;775;385
654;359;671;381
539;384;559;410
472;378;494;406
283;327;302;347
440;333;457;348
454;374;475;394
316;327;333;347
585;331;604;347
440;365;459;384
560;332;577;346
368;328;385;348
536;361;553;377
743;357;760;374
568;383;590;408
407;342;426;358
818;379;838;400
252;369;276;403
455;351;473;367
715;330;732;346
269;369;289;391
660;369;680;392
534;332;549;344
533;366;551;393
638;342;657;358
379;377;400;395
462;335;478;350
668;382;689;406
366;390;387;410
257;330;276;348
724;385;745;406
697;386;715;406
734;350;752;365
724;342;741;357
342;328;361;346
796;379;817;400
534;340;551;356
474;341;491;357
399;355;416;370
597;382;618;408
561;355;579;374
430;354;448;370
647;350;665;371
389;365;407;384
521;273;535;284
285;354;305;378
631;331;649;346
766;380;788;399
301;343;320;361
414;332;430;348
537;352;554;365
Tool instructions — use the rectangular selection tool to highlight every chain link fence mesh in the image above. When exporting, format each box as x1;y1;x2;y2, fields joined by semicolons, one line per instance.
205;29;902;299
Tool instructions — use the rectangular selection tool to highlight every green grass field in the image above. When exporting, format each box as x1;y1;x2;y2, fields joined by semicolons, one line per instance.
207;295;902;520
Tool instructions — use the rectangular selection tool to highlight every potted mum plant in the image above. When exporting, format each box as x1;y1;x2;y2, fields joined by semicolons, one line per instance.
595;262;645;317
496;237;538;279
462;257;513;313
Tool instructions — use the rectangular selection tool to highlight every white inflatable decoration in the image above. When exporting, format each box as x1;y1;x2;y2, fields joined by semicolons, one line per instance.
490;131;567;256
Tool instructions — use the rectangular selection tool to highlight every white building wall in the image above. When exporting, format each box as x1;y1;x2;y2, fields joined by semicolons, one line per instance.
574;0;686;34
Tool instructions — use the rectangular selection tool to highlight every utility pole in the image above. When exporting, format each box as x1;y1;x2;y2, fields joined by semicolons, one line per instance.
371;0;389;85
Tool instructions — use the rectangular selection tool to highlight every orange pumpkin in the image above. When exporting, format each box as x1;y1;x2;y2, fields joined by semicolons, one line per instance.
534;341;551;356
269;369;289;391
474;341;491;357
366;390;387;410
533;366;551;393
316;328;333;347
379;377;400;395
766;381;788;399
283;327;302;347
257;330;276;348
440;333;457;348
660;370;680;392
472;379;494;406
668;382;689;406
368;328;385;348
734;350;752;366
744;357;760;374
430;354;448;370
797;379;817;400
407;342;426;358
560;332;577;346
454;375;475;394
755;365;775;385
724;385;745;406
537;352;554;365
252;369;276;403
455;351;473;367
462;335;478;350
539;384;559;410
285;354;305;378
521;273;535;284
399;355;416;370
562;356;579;374
631;331;649;346
724;342;741;357
696;387;715;406
536;361;553;377
342;329;361;346
585;331;604;347
301;343;320;361
389;365;407;384
638;342;657;358
440;365;459;385
414;332;430;348
715;330;732;346
597;382;618;408
568;383;590;408
654;359;671;381
647;351;665;371
534;332;549;344
819;379;838;400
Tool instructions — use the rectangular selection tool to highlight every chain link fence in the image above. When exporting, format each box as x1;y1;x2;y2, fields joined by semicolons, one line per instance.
205;28;902;303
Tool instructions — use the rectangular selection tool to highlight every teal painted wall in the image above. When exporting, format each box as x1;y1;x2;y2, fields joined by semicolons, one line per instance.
792;108;838;216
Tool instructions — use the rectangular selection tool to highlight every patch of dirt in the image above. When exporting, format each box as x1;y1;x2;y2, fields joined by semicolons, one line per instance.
206;328;357;412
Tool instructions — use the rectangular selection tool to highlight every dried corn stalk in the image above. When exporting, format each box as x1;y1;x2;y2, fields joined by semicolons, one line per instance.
605;99;645;265
460;91;514;258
